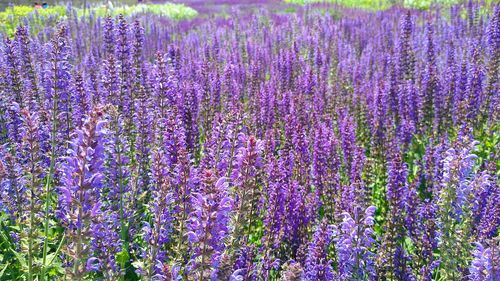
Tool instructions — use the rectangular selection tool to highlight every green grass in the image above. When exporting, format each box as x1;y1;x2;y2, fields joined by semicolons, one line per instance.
0;3;197;36
0;5;67;20
285;0;392;10
0;5;67;36
88;3;197;20
283;0;474;10
402;0;462;9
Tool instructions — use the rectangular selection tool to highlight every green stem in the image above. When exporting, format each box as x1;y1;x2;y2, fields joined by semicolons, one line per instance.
247;190;255;235
73;137;88;280
199;219;211;281
73;212;83;280
73;212;84;278
27;156;37;281
40;59;59;281
148;217;159;279
176;165;190;260
114;125;127;281
40;121;56;281
231;184;248;251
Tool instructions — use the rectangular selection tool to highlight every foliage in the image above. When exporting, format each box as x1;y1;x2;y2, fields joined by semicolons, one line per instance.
284;0;492;10
88;3;197;19
0;3;197;36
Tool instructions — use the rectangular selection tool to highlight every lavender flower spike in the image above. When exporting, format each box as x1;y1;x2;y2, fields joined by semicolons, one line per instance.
57;107;107;279
188;171;233;280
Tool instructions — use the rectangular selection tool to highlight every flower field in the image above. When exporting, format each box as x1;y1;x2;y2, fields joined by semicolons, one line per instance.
0;1;498;280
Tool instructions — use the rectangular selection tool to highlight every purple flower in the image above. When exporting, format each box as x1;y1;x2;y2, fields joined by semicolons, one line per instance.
261;155;286;250
228;133;264;251
188;172;232;280
14;26;40;109
470;241;500;281
138;148;174;278
437;140;479;277
57;107;106;279
336;206;376;280
44;25;73;144
303;219;335;281
398;11;415;82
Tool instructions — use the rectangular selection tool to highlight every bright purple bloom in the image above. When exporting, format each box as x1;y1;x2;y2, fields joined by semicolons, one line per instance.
336;206;376;280
57;107;106;278
303;219;335;281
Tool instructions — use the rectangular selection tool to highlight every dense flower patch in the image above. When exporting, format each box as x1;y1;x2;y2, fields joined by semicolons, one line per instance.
0;1;498;280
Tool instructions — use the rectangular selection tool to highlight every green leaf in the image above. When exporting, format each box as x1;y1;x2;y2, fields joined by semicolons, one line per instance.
10;248;27;269
47;233;65;267
116;249;130;265
131;260;144;272
0;262;10;279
